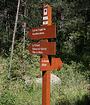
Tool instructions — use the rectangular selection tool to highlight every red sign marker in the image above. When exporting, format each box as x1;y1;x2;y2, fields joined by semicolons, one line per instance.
40;57;63;71
40;56;50;71
28;41;56;55
51;58;63;70
28;24;56;40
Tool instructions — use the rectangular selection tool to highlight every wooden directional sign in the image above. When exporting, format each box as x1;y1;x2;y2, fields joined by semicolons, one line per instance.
28;41;56;55
27;4;63;105
40;56;63;71
28;24;56;40
43;4;52;25
40;56;50;71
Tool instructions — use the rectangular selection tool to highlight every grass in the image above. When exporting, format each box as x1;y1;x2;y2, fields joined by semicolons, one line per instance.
0;56;90;105
53;62;90;105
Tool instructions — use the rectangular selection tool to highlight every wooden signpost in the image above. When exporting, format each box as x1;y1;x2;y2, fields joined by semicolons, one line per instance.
28;4;63;105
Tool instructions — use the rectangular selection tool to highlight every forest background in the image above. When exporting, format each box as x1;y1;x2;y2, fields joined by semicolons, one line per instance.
0;0;90;105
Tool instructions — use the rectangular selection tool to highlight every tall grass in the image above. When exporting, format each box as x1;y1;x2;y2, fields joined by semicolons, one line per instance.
0;56;89;105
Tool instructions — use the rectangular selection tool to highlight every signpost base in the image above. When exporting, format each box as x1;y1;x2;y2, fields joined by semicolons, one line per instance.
42;71;51;105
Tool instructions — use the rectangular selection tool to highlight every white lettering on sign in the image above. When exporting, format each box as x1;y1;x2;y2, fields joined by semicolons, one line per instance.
32;51;43;54
32;44;40;47
41;63;47;67
38;28;46;31
43;16;48;20
32;48;47;51
40;48;47;50
32;32;45;35
44;8;48;15
32;48;40;50
32;28;46;32
43;21;48;25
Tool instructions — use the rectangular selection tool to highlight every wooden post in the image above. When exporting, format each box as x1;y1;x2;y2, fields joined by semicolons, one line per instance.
27;3;63;105
42;4;52;105
42;70;51;105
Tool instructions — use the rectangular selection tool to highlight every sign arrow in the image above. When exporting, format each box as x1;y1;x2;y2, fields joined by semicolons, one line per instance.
28;41;56;55
28;24;56;40
40;56;63;71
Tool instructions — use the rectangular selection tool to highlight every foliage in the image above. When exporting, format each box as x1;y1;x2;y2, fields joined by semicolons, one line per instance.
0;57;90;105
54;62;90;105
6;41;40;79
0;0;90;105
0;90;16;105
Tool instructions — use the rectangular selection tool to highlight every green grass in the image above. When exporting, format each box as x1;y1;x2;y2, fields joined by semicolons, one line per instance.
0;56;90;105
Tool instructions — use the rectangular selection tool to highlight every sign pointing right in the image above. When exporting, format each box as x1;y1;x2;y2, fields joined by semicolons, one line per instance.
28;24;56;40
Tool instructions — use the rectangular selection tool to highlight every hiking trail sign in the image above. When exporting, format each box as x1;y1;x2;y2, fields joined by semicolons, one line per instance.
28;4;63;105
28;24;56;40
40;57;63;71
28;41;56;55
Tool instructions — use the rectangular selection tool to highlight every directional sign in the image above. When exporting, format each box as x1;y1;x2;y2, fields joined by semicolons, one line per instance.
43;4;52;25
28;24;56;40
40;56;50;71
40;56;63;71
28;41;56;55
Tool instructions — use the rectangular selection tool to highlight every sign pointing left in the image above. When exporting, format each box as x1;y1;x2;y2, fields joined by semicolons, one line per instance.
28;41;56;55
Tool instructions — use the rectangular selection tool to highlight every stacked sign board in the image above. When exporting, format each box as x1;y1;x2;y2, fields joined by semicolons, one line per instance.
28;41;56;55
40;56;63;71
28;24;56;40
28;4;63;71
